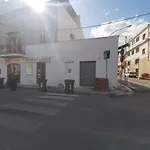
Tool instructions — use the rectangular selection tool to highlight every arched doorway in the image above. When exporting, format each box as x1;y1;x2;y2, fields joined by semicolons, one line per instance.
7;63;20;83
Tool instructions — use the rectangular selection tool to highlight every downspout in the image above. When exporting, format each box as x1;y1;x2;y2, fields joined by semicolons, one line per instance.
55;0;59;42
148;24;150;61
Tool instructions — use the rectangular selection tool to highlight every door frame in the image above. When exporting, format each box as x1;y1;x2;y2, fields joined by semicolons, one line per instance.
79;61;96;86
7;63;20;83
36;62;46;84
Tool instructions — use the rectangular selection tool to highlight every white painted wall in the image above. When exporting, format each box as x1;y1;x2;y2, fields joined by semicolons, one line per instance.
4;6;58;45
20;36;118;88
20;62;37;85
57;5;84;41
0;62;7;83
0;1;83;48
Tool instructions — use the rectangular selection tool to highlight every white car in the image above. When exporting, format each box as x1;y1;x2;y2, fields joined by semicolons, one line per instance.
125;72;137;78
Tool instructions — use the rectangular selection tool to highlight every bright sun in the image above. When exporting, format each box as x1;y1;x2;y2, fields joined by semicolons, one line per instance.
24;0;48;13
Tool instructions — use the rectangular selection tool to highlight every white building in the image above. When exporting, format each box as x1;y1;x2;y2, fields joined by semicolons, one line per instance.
0;0;84;85
0;36;119;89
125;24;150;76
0;0;84;49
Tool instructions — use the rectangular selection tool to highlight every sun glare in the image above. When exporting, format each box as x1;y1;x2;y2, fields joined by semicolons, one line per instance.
24;0;48;13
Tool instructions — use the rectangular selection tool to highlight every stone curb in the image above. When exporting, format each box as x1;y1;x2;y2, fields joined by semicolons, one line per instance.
120;84;134;96
107;83;133;97
128;80;150;88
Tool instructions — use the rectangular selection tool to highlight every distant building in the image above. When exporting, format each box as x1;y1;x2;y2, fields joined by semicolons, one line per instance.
125;24;150;77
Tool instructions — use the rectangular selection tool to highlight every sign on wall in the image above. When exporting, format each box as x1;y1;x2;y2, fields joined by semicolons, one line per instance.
104;50;110;59
26;63;33;75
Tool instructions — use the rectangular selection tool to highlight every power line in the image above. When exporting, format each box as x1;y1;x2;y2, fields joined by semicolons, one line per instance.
58;12;150;31
0;6;150;31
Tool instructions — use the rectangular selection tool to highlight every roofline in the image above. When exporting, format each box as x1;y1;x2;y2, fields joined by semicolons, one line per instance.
25;35;119;46
128;24;149;43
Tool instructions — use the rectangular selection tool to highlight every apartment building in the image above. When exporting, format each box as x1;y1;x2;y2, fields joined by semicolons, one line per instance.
0;0;84;83
0;0;84;52
125;24;150;77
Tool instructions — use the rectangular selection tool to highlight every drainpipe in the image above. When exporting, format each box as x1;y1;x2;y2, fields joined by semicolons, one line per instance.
148;24;150;61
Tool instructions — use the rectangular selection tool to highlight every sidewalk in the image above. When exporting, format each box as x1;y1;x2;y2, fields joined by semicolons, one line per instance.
17;83;133;96
128;78;150;88
18;84;108;95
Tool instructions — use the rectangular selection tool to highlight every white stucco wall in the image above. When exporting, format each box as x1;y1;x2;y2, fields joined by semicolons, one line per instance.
4;6;58;45
57;5;84;41
0;1;83;48
20;36;118;88
0;63;7;83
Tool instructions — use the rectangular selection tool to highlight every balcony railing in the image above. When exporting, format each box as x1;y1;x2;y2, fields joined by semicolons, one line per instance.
0;45;25;55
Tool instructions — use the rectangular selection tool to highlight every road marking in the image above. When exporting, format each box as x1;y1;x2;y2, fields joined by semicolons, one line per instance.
0;103;60;116
23;99;68;107
0;114;43;132
38;95;75;101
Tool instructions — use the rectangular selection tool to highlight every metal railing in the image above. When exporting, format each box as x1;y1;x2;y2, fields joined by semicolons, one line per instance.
0;46;25;55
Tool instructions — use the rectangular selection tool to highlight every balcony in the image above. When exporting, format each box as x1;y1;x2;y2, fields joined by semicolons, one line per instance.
0;45;26;58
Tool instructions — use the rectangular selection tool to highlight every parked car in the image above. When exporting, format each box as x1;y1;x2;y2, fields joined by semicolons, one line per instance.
125;72;137;78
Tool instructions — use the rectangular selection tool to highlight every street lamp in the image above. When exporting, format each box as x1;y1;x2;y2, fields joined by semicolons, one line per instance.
109;25;132;36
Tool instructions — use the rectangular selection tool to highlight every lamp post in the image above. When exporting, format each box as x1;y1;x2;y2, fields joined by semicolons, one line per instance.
106;24;132;81
109;25;132;81
109;25;132;36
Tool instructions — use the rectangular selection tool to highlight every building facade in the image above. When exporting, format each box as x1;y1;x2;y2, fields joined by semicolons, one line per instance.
0;0;84;83
125;24;150;77
0;36;119;89
0;0;84;49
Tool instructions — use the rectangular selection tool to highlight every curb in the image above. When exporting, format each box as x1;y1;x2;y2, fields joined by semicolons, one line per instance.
107;83;134;97
17;85;108;95
128;80;150;88
121;84;134;96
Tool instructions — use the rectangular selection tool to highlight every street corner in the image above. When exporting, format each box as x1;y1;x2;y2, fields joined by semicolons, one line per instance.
107;83;133;97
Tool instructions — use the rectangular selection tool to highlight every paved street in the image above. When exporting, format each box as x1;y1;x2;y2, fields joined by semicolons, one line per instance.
118;77;150;92
1;88;150;149
128;78;150;88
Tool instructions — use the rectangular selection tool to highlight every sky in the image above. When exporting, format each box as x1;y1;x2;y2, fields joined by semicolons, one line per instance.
70;0;150;45
0;0;150;45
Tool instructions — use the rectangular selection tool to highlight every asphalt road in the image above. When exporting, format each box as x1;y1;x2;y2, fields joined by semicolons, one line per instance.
0;88;150;149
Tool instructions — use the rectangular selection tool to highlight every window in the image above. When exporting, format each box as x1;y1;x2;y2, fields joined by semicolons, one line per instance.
135;59;139;64
26;64;33;75
136;47;139;53
143;33;146;40
132;50;134;55
128;43;130;48
136;36;140;42
40;34;46;43
40;34;42;43
132;40;135;45
128;61;130;66
43;34;45;43
142;48;145;54
127;51;130;56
